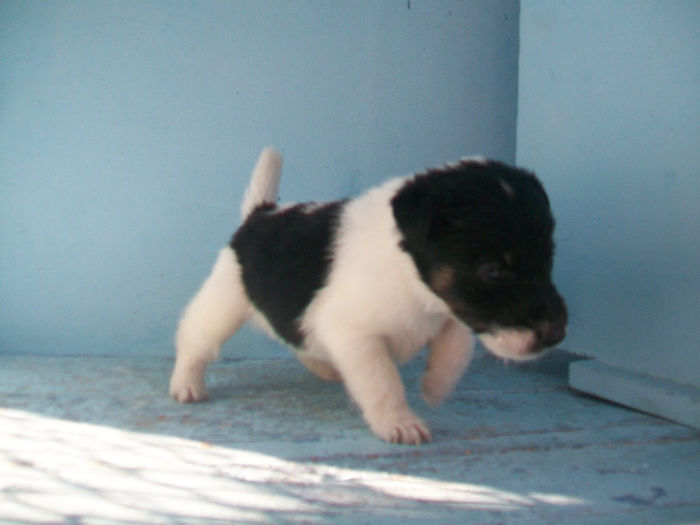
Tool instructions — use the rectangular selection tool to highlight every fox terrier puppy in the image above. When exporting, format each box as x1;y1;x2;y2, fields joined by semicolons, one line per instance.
170;148;567;445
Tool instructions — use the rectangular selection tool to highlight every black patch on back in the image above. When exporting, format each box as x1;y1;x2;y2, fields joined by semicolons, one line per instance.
231;201;346;348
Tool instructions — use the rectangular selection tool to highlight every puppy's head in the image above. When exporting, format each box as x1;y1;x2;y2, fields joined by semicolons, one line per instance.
392;159;568;361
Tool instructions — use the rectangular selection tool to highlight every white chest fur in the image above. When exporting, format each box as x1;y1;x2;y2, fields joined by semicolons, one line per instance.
301;177;452;363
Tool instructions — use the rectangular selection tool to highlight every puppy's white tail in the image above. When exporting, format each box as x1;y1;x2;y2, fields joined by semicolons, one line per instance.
240;147;283;220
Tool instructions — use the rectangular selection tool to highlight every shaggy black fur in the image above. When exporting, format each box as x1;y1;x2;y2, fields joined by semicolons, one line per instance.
392;160;567;350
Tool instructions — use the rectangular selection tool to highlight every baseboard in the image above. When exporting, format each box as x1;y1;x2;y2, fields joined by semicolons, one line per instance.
569;359;700;430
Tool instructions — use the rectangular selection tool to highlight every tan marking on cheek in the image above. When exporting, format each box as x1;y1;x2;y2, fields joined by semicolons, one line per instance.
430;266;455;295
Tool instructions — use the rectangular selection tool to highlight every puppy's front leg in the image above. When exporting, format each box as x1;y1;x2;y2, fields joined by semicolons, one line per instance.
329;336;431;445
422;318;474;407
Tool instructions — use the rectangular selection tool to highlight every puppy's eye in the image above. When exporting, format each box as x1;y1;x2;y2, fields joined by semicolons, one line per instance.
478;263;507;283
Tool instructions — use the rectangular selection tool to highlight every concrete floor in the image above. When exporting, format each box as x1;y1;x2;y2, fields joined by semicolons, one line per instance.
1;349;699;524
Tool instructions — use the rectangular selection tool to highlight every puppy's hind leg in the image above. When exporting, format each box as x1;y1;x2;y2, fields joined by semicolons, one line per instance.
170;247;250;403
421;318;474;407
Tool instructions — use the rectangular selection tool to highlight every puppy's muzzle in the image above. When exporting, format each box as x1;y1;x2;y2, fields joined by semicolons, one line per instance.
479;289;568;361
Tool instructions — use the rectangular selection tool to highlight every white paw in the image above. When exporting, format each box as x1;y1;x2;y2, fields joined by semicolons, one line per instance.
369;410;432;445
169;366;208;403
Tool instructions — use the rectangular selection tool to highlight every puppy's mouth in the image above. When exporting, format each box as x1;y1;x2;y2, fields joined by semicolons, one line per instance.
476;320;567;362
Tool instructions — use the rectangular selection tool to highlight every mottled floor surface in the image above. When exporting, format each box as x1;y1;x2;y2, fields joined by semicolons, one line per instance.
1;350;699;524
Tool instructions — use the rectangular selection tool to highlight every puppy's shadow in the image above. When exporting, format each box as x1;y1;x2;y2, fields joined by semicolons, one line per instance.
204;357;352;415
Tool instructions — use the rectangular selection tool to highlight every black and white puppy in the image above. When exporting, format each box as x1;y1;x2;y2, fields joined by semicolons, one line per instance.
170;148;567;445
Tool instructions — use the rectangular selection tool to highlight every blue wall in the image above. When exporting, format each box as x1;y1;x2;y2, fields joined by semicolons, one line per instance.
1;1;520;356
518;1;700;386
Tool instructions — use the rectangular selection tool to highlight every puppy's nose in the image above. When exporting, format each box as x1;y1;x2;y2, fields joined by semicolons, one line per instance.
536;320;567;348
534;288;568;348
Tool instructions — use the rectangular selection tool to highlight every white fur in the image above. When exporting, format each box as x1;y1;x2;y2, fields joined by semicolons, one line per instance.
422;318;475;406
170;247;251;402
478;330;539;362
299;177;467;443
170;149;525;445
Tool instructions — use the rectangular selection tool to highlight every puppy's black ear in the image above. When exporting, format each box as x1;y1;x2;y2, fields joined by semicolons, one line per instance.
391;176;430;244
391;178;431;249
391;177;449;283
392;173;459;245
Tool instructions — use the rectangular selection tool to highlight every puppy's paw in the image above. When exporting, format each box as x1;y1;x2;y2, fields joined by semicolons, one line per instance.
369;410;432;445
169;367;208;403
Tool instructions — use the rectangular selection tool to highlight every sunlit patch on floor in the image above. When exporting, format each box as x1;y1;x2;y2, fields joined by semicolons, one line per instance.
1;409;586;523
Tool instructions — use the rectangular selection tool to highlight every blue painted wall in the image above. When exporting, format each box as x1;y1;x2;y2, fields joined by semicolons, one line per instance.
1;1;519;356
518;1;700;386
